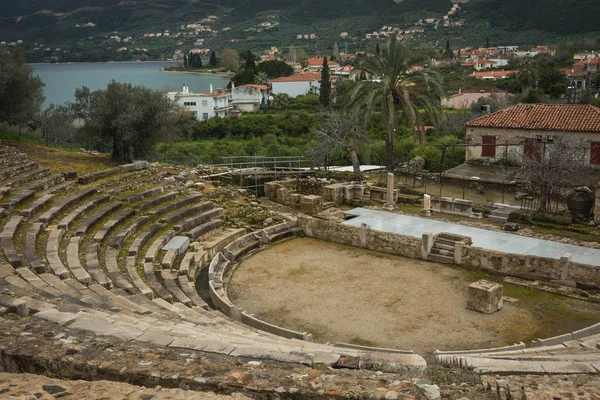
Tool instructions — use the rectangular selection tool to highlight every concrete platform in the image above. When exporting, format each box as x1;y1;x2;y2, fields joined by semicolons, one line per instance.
343;208;600;267
443;163;518;184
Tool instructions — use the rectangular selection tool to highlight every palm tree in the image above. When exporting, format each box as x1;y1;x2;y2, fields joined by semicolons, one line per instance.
350;36;443;170
517;59;538;92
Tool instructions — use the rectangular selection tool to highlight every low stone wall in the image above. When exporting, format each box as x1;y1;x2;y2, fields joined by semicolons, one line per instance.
431;196;473;216
297;216;422;259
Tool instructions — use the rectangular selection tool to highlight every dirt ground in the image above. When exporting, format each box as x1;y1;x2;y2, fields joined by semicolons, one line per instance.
228;238;600;357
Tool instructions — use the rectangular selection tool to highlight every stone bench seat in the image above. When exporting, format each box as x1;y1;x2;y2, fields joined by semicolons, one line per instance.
0;294;29;316
178;252;196;277
158;269;193;307
0;216;25;267
0;153;27;168
223;232;261;262
18;194;54;218
24;223;47;273
159;201;215;225
93;209;136;242
125;256;153;299
45;229;69;279
22;173;64;192
136;191;177;212
2;190;34;211
109;216;149;249
178;274;209;309
203;228;246;258
103;248;134;293
78;166;122;185
143;262;173;303
42;181;76;196
144;230;175;262
38;188;98;225
57;194;111;231
128;223;163;256
148;194;203;218
126;186;163;204
2;167;51;188
260;221;301;244
186;219;223;240
174;207;224;232
208;252;230;283
66;236;92;285
76;202;123;235
85;244;112;289
188;251;207;281
161;248;178;269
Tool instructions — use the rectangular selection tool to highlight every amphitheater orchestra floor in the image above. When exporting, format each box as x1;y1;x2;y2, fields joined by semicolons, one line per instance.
342;208;600;267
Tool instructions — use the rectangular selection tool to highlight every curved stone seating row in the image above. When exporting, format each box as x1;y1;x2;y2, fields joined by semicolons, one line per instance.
85;244;112;289
24;222;46;273
77;161;148;185
208;223;311;341
41;180;76;196
109;216;149;249
148;194;203;218
143;261;173;303
0;216;25;267
260;221;303;245
186;219;223;240
76;202;123;235
57;194;111;231
136;191;177;212
18;194;54;218
65;236;92;285
2;167;51;188
125;256;153;299
436;323;600;374
0;152;26;168
22;173;65;192
144;230;175;262
161;249;178;269
202;228;245;258
45;229;69;279
2;190;34;211
174;208;224;232
126;186;163;204
38;188;98;225
178;274;208;309
93;209;136;242
223;232;261;262
127;223;163;256
104;248;134;293
159;201;215;225
157;269;193;307
0;161;37;181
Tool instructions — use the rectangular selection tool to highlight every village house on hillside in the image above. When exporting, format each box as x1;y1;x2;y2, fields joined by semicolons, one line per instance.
231;84;268;112
269;73;321;97
167;85;232;120
464;104;600;164
442;88;513;109
305;57;339;72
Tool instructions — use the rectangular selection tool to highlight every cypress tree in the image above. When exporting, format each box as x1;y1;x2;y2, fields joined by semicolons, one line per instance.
319;56;331;107
375;42;381;56
209;51;217;67
183;53;188;68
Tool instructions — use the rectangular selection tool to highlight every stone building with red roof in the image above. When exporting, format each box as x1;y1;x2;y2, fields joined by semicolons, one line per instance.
464;104;600;164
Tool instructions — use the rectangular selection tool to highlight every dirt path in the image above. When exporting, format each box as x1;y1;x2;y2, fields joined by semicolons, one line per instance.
228;238;600;356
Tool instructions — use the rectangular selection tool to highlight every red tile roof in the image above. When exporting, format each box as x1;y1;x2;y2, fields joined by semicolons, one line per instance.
307;57;338;66
269;73;321;83
465;104;600;133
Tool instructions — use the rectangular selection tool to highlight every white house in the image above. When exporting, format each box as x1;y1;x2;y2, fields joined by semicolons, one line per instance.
231;84;268;112
269;73;321;98
167;85;232;120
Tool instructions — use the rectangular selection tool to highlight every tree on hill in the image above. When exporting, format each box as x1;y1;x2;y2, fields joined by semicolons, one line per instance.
256;60;294;78
319;57;331;107
243;50;256;70
0;48;44;129
73;81;176;163
209;51;217;67
221;48;239;71
188;52;203;69
254;72;269;86
350;36;444;170
517;59;538;91
183;53;188;68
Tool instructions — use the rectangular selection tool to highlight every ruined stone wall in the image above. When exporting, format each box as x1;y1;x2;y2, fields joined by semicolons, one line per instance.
297;216;422;259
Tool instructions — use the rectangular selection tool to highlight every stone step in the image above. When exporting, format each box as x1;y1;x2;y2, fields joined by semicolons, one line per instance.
429;253;454;264
435;237;460;247
433;242;454;252
430;248;453;257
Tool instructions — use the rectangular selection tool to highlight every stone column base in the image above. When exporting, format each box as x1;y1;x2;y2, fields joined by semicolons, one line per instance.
383;203;396;211
420;209;432;217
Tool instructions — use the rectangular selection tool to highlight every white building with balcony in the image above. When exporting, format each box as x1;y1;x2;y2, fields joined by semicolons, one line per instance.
167;85;232;120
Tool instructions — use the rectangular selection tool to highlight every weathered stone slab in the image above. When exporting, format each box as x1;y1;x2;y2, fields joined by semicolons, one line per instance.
162;236;190;255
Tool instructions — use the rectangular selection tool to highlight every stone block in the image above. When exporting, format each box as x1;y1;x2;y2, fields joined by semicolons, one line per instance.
467;280;503;314
300;195;323;216
162;236;190;255
323;184;345;205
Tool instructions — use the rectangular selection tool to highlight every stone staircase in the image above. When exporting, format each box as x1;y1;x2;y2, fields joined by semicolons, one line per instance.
428;233;465;264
